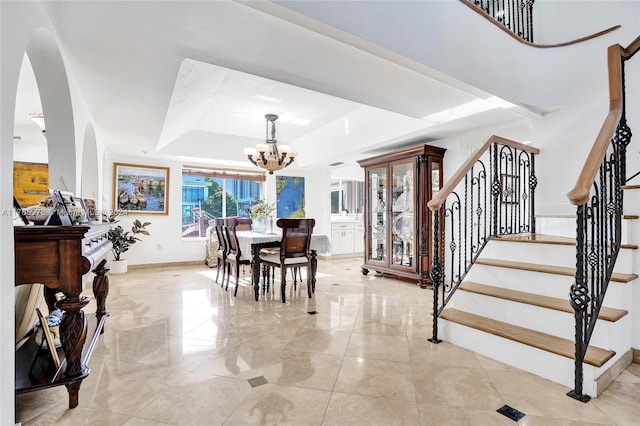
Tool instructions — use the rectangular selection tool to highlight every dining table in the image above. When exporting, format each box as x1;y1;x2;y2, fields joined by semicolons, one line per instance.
235;230;331;301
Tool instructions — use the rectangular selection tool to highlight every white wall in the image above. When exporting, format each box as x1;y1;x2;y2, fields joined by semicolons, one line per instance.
534;98;610;215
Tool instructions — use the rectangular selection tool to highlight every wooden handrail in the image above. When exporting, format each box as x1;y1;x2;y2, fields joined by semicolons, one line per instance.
428;135;539;211
567;43;628;206
460;0;621;48
624;35;640;58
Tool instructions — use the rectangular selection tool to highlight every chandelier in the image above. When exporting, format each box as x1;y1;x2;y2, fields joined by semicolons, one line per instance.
243;114;295;174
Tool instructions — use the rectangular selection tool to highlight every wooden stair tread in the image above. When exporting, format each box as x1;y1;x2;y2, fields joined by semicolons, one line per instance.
476;258;638;283
492;233;637;249
440;309;615;367
493;233;575;245
460;281;628;322
621;184;640;190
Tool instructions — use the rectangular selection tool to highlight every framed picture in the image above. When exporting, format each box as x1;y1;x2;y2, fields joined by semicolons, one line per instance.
13;161;49;207
82;197;98;221
276;176;305;218
500;174;519;204
113;163;169;215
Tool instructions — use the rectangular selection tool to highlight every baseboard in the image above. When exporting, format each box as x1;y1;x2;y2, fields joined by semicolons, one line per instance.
128;260;207;270
595;349;633;397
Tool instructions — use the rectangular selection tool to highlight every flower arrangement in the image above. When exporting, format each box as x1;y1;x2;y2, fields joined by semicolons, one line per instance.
250;200;275;219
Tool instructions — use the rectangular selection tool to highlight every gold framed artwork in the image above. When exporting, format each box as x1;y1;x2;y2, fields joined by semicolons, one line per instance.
113;163;169;214
13;162;49;207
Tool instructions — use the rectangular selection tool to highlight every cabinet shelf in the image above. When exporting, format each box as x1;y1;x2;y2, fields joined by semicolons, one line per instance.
16;313;107;394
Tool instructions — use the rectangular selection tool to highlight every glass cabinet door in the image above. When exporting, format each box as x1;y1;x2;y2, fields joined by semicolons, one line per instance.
368;167;387;263
390;161;415;268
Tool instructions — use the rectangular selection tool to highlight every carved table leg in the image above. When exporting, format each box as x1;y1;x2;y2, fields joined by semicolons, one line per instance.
309;249;318;296
92;259;110;333
56;292;90;378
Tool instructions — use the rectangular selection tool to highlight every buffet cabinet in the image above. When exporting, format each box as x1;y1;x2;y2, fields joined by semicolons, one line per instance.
357;143;445;288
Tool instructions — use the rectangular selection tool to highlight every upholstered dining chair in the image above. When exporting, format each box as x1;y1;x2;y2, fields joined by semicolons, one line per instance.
224;217;251;296
259;218;315;303
213;218;228;285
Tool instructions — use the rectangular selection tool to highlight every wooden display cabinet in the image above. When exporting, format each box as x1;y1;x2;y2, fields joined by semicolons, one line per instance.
357;143;445;288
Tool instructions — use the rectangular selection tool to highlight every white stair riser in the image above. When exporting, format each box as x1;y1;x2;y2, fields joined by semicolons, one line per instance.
622;188;640;216
467;264;631;309
536;217;638;246
483;241;636;273
452;290;616;348
482;240;574;268
441;319;597;395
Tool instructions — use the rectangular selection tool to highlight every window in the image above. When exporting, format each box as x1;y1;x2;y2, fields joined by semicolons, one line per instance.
181;167;265;238
330;178;364;215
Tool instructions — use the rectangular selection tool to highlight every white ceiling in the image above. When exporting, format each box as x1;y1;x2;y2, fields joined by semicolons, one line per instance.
14;1;535;173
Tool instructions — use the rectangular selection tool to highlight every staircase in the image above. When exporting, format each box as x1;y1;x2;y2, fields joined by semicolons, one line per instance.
438;186;640;396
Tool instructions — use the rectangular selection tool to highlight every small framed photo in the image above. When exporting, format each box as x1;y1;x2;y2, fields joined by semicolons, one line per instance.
113;163;169;215
82;198;98;222
500;174;520;204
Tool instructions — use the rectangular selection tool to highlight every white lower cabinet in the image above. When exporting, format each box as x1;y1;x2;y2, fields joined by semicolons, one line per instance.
331;222;364;256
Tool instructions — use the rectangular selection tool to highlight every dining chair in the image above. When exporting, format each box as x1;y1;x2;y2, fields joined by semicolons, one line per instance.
259;218;315;303
224;217;251;296
213;218;228;285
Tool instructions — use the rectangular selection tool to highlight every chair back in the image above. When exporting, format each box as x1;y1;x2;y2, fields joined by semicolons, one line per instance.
213;218;228;254
277;218;315;260
223;217;242;258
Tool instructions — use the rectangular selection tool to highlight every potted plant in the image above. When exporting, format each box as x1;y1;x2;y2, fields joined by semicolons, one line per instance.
107;216;151;273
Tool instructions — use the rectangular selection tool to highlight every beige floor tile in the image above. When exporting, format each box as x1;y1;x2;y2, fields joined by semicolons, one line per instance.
474;353;522;371
345;332;410;362
485;369;613;424
224;383;331;425
408;339;481;368
353;310;408;336
122;418;175;426
302;312;358;332
417;402;515;426
412;364;505;410
322;392;419;425
592;380;640;425
134;375;250;425
23;406;131;426
334;357;415;400
285;328;351;356
193;339;287;379
263;349;343;391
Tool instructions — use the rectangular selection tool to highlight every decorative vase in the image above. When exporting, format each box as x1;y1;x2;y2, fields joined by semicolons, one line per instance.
252;217;268;233
110;259;128;274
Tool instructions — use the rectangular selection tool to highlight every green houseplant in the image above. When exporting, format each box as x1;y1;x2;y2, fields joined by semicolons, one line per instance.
106;215;151;273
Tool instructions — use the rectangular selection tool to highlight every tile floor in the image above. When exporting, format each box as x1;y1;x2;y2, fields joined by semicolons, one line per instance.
15;258;640;425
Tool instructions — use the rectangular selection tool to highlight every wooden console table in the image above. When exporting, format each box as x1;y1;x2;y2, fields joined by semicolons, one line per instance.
14;224;111;408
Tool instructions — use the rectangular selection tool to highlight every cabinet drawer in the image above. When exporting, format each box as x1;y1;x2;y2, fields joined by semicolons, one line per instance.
354;222;364;230
332;223;354;231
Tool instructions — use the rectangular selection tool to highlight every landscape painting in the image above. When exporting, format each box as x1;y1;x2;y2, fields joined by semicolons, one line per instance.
113;163;169;214
276;176;305;218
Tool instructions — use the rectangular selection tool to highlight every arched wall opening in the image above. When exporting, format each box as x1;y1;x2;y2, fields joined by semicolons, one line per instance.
26;28;76;193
